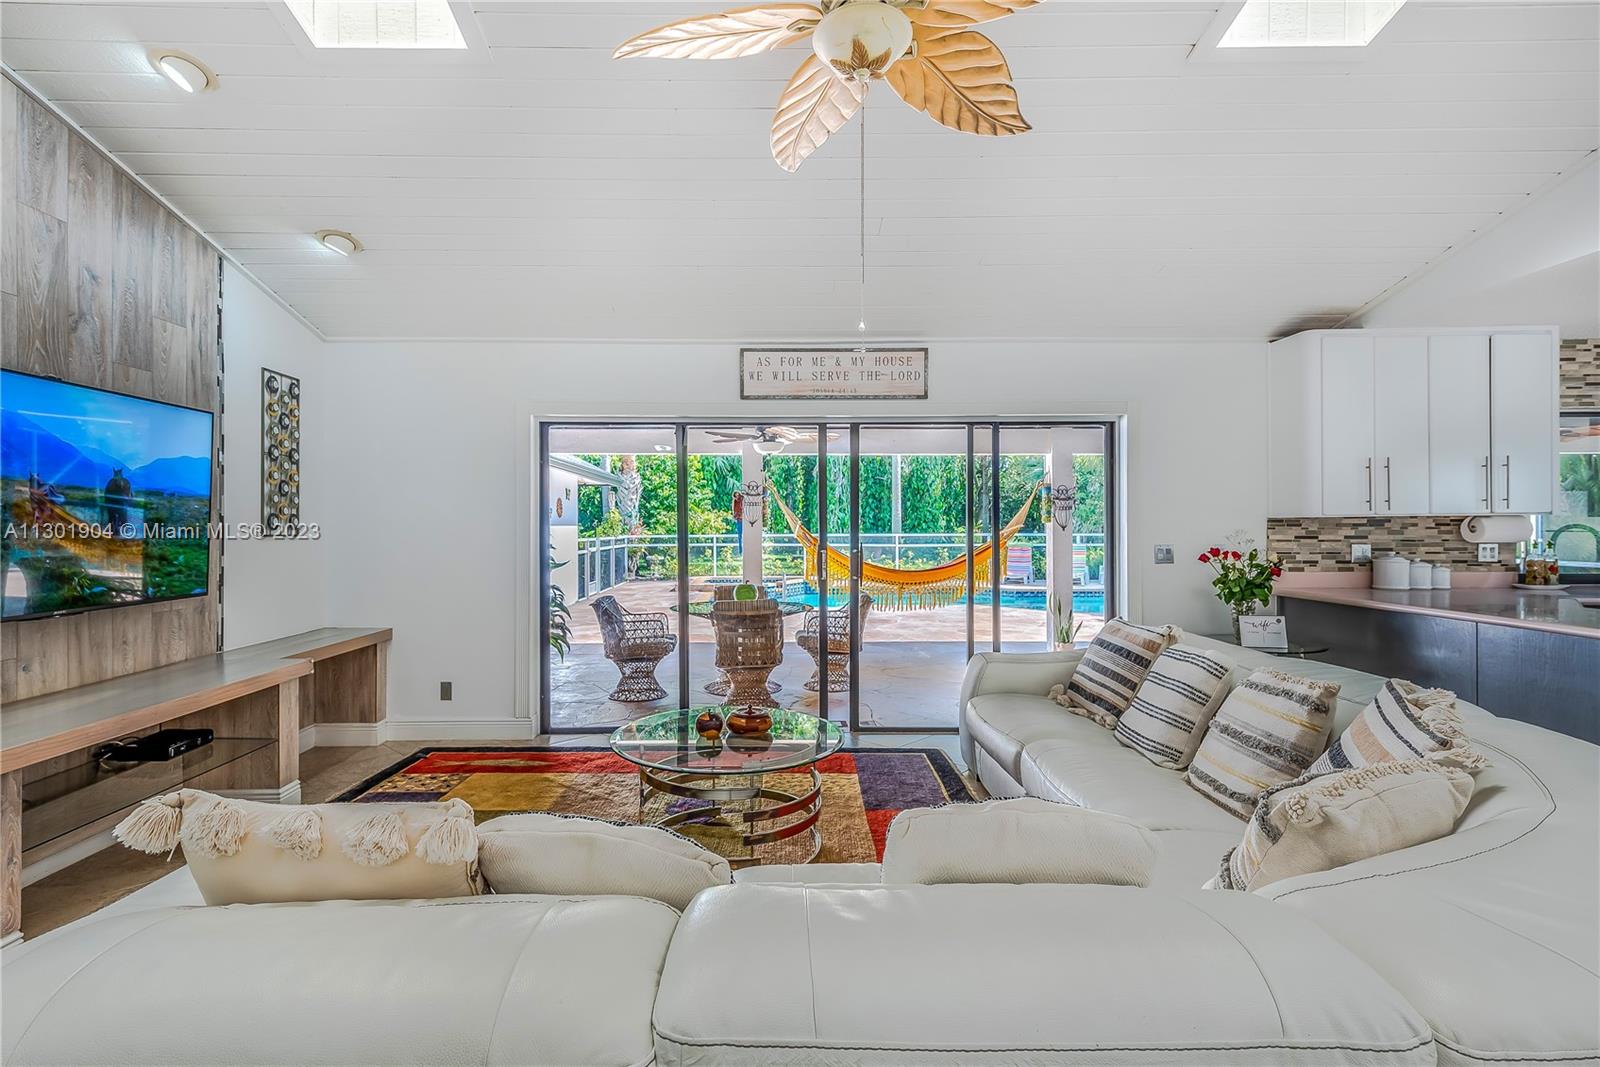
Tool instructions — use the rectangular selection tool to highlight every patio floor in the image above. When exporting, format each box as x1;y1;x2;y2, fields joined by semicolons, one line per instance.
550;579;1104;730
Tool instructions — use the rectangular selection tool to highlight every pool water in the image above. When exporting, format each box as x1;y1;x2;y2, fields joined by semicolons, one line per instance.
787;583;1104;615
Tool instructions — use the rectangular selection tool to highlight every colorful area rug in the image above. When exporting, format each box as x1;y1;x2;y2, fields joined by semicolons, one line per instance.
338;747;974;864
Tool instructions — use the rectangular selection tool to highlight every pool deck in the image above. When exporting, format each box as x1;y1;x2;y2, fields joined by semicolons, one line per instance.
552;579;1104;730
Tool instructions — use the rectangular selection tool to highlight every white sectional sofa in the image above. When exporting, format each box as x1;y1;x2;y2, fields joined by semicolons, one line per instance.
3;637;1595;1066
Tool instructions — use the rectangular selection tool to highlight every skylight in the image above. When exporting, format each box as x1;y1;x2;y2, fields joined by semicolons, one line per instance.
1218;0;1406;48
284;0;466;49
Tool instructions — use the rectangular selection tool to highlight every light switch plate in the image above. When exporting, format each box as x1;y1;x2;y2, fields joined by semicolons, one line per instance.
1477;543;1500;562
1154;544;1174;565
1351;543;1372;563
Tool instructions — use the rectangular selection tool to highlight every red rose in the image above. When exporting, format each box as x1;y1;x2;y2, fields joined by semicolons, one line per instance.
1271;566;1283;577
1231;551;1242;561
1209;547;1222;558
1197;553;1210;563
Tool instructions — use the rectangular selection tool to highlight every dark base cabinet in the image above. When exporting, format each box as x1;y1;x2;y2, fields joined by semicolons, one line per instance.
1281;598;1600;744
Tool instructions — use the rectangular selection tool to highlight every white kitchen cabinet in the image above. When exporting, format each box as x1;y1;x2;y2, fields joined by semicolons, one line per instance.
1321;335;1376;515
1490;332;1556;513
1427;334;1492;514
1268;326;1557;518
1373;336;1431;514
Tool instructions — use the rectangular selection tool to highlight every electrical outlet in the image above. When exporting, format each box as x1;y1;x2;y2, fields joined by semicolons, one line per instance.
1154;544;1174;565
1477;543;1500;563
1351;543;1372;563
440;681;453;701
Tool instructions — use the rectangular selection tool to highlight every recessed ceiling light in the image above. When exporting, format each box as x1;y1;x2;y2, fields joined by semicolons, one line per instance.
150;49;217;93
314;230;363;256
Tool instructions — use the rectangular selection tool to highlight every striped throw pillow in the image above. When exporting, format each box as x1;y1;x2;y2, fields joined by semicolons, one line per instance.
1210;760;1475;892
1309;680;1488;775
1051;619;1179;728
1113;645;1234;770
1185;669;1340;819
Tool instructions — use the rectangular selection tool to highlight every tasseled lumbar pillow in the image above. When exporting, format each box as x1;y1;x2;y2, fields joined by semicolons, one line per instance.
1208;759;1477;892
1113;644;1234;770
1185;668;1340;819
1309;679;1489;776
114;789;482;905
1049;618;1180;729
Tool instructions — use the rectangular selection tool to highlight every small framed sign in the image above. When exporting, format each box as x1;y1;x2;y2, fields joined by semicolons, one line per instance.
740;347;928;400
1238;615;1289;651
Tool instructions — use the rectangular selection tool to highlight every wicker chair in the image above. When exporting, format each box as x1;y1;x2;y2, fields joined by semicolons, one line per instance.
711;598;783;709
797;595;872;693
591;595;676;702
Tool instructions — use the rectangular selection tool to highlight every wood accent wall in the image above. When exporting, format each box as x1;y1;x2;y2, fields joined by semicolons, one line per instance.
1;73;222;702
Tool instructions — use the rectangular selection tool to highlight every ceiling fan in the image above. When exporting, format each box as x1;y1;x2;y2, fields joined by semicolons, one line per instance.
706;426;841;453
614;0;1040;171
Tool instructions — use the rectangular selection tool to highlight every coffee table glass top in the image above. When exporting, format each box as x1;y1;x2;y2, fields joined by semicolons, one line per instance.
610;706;842;774
674;600;810;618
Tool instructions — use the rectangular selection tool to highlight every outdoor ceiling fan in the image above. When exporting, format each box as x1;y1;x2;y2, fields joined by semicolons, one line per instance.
706;426;840;453
614;0;1040;171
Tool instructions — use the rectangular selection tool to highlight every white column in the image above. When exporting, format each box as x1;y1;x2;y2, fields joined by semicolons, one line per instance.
891;454;903;565
1046;428;1077;646
741;442;764;583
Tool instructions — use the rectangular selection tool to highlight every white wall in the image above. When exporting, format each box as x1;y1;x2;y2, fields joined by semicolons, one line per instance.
1358;153;1600;338
319;340;1268;730
219;262;330;647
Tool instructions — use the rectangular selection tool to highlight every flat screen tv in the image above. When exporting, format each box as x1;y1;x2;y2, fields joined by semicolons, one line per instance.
1;369;214;621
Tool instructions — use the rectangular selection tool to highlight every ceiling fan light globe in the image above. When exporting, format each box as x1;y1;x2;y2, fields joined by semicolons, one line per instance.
813;1;912;81
752;438;786;455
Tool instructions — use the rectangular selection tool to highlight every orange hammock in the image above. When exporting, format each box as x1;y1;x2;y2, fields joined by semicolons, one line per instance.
766;481;1042;611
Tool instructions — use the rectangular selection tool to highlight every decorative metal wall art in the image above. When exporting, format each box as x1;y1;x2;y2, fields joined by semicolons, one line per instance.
261;368;301;535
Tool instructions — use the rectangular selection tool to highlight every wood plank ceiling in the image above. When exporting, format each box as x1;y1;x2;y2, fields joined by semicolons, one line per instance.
3;0;1596;340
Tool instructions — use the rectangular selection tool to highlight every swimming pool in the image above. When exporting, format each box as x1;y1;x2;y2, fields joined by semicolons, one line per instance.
785;583;1104;616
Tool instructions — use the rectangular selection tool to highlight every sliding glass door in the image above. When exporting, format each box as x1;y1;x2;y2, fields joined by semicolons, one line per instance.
540;419;1115;734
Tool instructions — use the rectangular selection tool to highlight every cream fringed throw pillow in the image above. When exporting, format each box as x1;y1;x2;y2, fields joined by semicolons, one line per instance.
1049;619;1180;729
1310;680;1488;775
1209;760;1476;891
476;812;731;910
114;789;482;904
1113;645;1233;770
1186;669;1339;818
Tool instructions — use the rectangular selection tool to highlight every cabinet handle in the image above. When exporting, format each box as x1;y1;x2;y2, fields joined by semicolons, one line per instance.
1365;458;1373;511
1482;456;1490;508
1502;455;1511;509
1384;458;1392;511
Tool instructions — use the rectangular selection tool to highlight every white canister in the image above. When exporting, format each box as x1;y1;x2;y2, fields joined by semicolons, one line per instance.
1410;560;1434;589
1372;553;1410;589
1432;564;1452;589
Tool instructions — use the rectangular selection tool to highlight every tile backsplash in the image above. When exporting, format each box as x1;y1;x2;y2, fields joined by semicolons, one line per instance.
1267;516;1517;572
1561;339;1599;410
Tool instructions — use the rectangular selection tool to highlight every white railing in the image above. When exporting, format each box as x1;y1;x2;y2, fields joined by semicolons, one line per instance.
576;531;1106;600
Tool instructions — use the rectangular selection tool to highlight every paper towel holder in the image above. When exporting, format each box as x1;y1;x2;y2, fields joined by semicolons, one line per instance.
1460;515;1533;544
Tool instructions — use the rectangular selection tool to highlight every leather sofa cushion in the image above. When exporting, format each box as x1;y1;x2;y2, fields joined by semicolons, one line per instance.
653;883;1434;1066
477;812;731;910
2;896;679;1067
965;692;1121;781
881;798;1159;887
1020;736;1246;834
734;863;882;885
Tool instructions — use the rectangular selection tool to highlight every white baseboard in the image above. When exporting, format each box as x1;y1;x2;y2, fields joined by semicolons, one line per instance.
385;719;535;742
1;930;21;949
216;781;301;805
299;724;318;752
22;829;116;887
309;722;391;747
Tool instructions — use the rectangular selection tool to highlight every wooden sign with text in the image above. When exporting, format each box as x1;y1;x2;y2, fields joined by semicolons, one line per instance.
740;348;929;400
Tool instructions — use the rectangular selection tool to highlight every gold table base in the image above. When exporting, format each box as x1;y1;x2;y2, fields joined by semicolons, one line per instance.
638;765;822;868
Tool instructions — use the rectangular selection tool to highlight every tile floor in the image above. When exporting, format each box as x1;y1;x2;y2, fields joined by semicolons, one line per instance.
19;732;967;939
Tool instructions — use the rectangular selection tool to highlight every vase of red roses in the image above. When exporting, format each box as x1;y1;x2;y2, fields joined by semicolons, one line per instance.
1198;542;1283;638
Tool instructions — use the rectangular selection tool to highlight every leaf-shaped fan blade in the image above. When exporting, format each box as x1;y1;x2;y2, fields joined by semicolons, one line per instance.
910;0;1043;29
886;26;1029;135
614;4;821;60
771;55;867;172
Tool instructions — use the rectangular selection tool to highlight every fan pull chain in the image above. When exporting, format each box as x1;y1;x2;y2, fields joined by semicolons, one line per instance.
858;98;867;340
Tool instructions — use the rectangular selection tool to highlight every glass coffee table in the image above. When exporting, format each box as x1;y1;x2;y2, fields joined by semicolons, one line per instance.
610;706;842;867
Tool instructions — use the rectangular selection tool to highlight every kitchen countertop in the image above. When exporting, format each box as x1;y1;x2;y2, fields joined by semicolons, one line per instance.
1277;587;1600;639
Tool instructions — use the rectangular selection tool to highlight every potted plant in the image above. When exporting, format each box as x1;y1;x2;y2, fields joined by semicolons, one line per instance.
1198;542;1283;638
